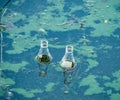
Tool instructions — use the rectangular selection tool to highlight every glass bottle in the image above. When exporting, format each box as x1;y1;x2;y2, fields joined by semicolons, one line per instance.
60;45;76;84
35;40;52;77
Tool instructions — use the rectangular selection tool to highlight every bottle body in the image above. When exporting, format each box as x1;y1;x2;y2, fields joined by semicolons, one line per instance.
35;40;52;77
60;45;76;84
36;40;52;64
60;45;76;71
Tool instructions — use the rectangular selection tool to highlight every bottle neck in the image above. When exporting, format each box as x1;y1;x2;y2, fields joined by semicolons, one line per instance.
66;45;73;53
65;45;74;59
39;47;49;55
65;52;74;60
39;40;49;54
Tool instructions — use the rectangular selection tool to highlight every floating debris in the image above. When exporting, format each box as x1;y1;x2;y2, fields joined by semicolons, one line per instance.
38;28;47;35
7;91;13;97
56;21;68;26
40;12;46;16
81;36;90;45
79;22;84;28
64;90;69;94
104;19;108;24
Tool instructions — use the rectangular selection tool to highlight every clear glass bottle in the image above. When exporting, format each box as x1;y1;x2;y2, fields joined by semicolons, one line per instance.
60;45;76;84
36;40;52;77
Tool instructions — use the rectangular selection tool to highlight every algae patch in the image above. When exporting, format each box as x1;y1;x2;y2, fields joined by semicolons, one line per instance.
110;93;120;100
79;75;104;95
1;61;28;73
0;77;15;86
104;70;120;91
11;88;42;98
85;59;99;72
45;82;56;92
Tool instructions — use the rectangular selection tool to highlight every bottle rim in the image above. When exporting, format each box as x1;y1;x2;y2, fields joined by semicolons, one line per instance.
66;45;73;53
41;40;48;48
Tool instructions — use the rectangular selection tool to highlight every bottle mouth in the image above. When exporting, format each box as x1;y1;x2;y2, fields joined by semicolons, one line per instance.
41;40;48;48
66;45;73;53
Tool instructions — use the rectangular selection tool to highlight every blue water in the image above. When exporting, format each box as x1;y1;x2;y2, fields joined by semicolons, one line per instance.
0;0;120;100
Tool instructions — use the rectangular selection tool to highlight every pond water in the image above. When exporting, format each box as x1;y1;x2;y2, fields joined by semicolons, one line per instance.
0;0;120;100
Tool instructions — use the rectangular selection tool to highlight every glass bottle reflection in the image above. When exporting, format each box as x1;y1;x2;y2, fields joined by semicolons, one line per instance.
60;45;76;84
35;40;52;77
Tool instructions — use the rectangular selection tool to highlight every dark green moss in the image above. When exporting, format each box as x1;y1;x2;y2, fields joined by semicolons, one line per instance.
37;54;51;64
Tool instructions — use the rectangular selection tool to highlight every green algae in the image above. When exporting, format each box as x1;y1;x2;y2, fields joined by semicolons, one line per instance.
102;75;111;81
12;0;25;6
104;70;120;91
0;77;15;86
84;0;120;37
0;0;87;55
90;22;118;37
5;36;65;55
85;59;99;72
110;93;120;100
45;82;55;92
79;75;104;95
49;44;65;49
52;64;63;72
84;85;104;95
3;0;120;51
6;34;40;54
99;44;112;50
75;45;97;58
106;89;112;95
12;13;26;23
112;70;120;78
1;0;120;99
11;88;42;98
12;0;20;6
1;61;28;73
37;97;42;100
0;73;15;97
0;87;5;96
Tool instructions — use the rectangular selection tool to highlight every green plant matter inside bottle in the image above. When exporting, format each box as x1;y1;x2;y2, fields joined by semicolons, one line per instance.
37;54;51;64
